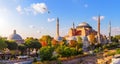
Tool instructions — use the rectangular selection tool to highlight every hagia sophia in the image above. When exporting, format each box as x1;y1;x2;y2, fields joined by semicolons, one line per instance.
54;16;109;49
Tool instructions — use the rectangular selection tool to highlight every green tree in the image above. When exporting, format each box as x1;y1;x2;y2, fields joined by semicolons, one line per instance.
0;38;7;50
116;48;120;54
39;46;54;61
39;35;52;46
5;40;18;50
24;37;41;55
56;46;73;57
18;44;27;55
25;37;41;49
111;35;120;42
115;35;120;40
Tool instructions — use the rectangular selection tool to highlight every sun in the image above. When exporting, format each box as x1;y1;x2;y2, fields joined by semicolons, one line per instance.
0;18;7;29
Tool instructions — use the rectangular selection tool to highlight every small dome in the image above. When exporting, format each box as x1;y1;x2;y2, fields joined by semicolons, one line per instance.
77;22;92;28
8;30;23;41
54;36;62;41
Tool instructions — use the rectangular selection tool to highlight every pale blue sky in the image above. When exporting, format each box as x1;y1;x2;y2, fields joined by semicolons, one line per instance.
0;0;120;39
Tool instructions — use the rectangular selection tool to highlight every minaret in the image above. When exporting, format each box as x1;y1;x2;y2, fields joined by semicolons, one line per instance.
72;22;75;36
56;17;59;37
13;30;16;34
97;15;101;44
109;21;111;43
73;22;75;29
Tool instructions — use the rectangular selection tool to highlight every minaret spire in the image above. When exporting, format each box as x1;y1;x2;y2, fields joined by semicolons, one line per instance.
72;22;75;36
56;17;59;37
109;21;111;43
97;15;101;44
73;22;75;29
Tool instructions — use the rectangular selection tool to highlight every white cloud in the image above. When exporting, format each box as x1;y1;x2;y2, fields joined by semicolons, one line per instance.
16;3;48;15
84;4;88;8
111;27;120;36
47;18;55;22
92;16;105;21
31;3;48;14
92;16;98;21
29;25;35;29
100;16;105;20
16;5;23;14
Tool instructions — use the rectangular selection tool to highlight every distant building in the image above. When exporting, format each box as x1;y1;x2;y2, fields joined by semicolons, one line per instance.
8;30;24;44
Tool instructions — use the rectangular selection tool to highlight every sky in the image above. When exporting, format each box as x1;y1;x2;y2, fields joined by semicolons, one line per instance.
0;0;120;39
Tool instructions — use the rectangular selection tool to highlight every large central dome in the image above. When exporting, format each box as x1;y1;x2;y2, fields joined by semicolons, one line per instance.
77;22;92;28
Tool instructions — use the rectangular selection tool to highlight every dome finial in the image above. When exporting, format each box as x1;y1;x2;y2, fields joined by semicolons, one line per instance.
13;30;16;34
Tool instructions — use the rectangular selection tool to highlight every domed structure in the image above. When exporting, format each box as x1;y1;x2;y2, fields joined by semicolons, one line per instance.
77;22;92;28
8;30;24;44
54;36;63;41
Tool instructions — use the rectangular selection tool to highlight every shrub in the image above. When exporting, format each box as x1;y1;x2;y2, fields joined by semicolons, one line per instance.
102;45;107;49
70;47;77;56
93;48;99;53
107;51;116;56
116;48;120;54
56;46;72;57
77;48;83;54
39;46;54;61
63;46;71;57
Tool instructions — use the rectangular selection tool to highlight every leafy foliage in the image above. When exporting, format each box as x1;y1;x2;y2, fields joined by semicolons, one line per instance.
18;44;27;55
56;46;79;57
25;37;41;49
0;38;7;50
116;48;120;54
39;46;54;61
111;35;120;42
39;35;52;46
5;40;18;50
69;40;77;47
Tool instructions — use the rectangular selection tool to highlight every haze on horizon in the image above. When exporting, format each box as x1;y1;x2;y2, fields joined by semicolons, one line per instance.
0;0;120;39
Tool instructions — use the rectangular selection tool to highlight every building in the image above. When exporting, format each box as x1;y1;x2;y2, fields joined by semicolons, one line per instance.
68;22;95;37
8;30;24;44
65;21;108;45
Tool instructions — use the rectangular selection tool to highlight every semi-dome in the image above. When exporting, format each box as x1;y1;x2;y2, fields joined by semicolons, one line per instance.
77;22;92;28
